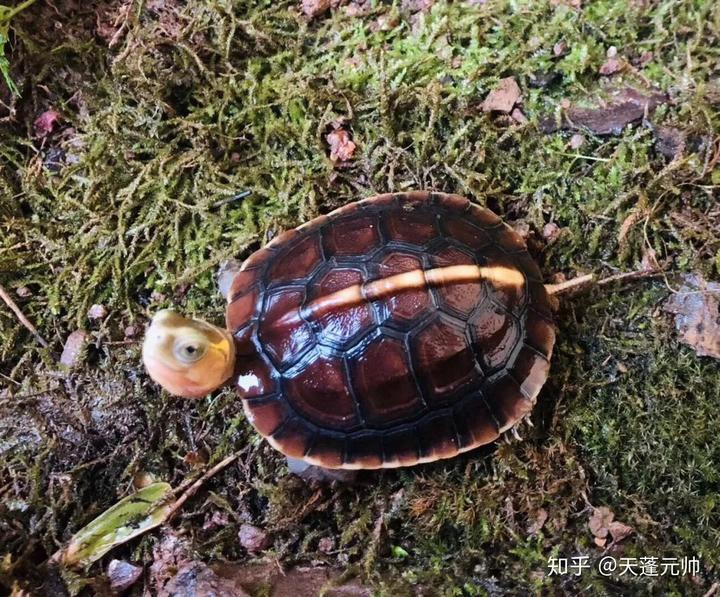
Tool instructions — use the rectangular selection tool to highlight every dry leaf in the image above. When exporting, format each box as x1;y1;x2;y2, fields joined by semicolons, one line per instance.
541;87;668;135
527;508;549;535
663;274;720;360
326;128;357;163
608;521;634;542
588;506;614;539
482;77;521;113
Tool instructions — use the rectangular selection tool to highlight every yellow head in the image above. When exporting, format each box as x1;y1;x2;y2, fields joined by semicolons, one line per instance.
142;310;236;398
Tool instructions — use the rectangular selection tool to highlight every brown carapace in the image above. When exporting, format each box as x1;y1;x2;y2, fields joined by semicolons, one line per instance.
223;191;555;469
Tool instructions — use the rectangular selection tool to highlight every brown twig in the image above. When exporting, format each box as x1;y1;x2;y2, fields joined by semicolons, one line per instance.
0;284;49;347
545;269;666;297
165;451;241;521
544;273;595;296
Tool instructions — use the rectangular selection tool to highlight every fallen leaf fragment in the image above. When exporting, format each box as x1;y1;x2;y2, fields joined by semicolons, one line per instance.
541;87;668;135
54;482;173;567
663;274;720;360
482;77;521;113
589;506;614;539
608;521;634;542
589;506;634;545
326;127;357;164
527;508;548;535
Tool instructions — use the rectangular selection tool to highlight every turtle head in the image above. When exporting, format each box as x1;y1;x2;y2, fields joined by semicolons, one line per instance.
142;310;236;398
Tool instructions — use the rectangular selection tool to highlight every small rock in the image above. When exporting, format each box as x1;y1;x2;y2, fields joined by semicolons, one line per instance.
60;330;90;367
87;304;108;320
542;222;561;243
107;559;142;592
482;77;521;113
161;561;250;597
318;537;335;553
16;286;32;298
301;0;332;18
124;325;138;338
553;41;567;57
34;110;61;138
606;46;618;58
238;524;272;553
569;133;585;149
599;57;623;76
510;107;528;124
203;510;230;531
654;126;686;160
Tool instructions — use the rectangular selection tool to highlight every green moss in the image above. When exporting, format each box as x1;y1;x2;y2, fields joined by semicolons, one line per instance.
1;0;719;594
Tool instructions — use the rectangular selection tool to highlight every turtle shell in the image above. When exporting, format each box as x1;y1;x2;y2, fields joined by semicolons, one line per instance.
226;191;555;469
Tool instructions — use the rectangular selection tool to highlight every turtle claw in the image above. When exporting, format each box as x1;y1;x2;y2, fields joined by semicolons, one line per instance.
286;457;358;484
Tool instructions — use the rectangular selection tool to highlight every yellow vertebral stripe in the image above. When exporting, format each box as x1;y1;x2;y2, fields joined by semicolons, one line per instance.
274;265;524;327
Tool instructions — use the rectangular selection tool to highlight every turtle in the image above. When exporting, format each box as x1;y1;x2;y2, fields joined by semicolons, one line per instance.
143;191;585;470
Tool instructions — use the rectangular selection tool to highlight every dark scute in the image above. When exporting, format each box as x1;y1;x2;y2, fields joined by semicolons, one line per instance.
284;355;359;430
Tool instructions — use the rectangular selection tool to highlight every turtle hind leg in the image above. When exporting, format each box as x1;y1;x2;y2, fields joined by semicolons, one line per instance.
286;457;358;484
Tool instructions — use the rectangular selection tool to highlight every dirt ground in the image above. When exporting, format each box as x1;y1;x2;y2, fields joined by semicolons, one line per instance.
1;0;719;595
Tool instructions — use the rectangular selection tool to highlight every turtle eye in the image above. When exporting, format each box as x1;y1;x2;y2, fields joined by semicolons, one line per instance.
174;340;207;364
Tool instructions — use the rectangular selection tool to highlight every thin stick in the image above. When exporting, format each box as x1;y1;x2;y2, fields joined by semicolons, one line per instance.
545;269;666;296
0;284;49;347
165;451;240;521
595;269;664;286
544;273;595;296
